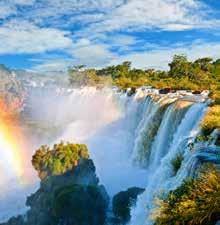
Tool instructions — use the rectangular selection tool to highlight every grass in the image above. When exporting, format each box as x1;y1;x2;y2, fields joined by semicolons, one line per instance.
153;164;220;225
201;105;220;136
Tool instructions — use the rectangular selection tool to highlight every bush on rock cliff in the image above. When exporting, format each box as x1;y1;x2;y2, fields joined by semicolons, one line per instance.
153;164;220;225
32;142;89;179
1;142;109;225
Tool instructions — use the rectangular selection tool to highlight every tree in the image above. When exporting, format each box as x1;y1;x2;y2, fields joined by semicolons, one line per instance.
32;142;89;180
169;54;190;78
194;57;213;71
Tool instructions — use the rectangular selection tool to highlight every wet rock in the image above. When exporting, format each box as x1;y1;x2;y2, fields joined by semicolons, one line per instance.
1;159;109;225
215;134;220;146
112;187;145;224
127;87;136;96
159;88;172;94
192;90;201;94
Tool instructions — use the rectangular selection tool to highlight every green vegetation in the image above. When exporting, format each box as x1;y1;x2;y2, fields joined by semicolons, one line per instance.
69;65;112;87
69;55;220;97
69;54;220;137
153;164;220;225
112;187;145;224
171;153;184;175
201;105;220;136
2;142;109;225
32;141;89;179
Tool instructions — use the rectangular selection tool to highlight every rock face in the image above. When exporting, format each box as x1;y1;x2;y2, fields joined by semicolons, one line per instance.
192;90;201;94
112;187;145;224
127;87;136;96
1;158;109;225
0;65;24;114
159;88;172;94
26;158;109;225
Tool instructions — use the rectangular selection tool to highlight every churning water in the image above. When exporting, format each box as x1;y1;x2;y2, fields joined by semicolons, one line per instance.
1;86;215;225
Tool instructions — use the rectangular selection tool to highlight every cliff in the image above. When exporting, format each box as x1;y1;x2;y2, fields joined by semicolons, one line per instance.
0;65;24;115
1;143;109;225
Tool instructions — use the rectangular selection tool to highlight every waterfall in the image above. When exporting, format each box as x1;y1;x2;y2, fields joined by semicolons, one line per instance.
148;100;193;171
1;86;212;223
55;87;149;195
27;86;210;220
129;100;207;225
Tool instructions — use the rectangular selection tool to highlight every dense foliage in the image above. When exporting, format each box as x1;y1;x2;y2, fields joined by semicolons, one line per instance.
201;105;220;136
153;164;220;225
32;142;89;179
69;55;219;99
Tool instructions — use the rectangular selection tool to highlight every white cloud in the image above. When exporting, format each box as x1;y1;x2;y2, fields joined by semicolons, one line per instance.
108;35;137;46
79;0;216;34
109;41;220;70
12;0;36;5
1;0;219;32
32;58;72;72
0;4;15;19
29;40;220;72
0;0;220;72
32;38;116;71
71;39;115;67
0;21;73;54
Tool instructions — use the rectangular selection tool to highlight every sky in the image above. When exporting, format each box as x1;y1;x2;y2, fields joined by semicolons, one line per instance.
0;0;220;72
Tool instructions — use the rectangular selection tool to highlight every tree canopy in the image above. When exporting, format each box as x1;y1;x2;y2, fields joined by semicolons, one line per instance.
32;142;89;180
68;55;220;103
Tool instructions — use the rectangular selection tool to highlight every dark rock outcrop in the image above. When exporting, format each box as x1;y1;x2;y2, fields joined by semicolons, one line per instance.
192;90;201;94
127;87;136;96
159;88;172;94
1;158;109;225
112;187;145;224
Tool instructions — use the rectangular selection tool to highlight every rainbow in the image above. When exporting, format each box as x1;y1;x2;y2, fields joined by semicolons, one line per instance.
0;115;31;187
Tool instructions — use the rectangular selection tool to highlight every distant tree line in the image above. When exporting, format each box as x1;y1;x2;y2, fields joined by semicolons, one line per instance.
69;55;220;136
69;54;220;104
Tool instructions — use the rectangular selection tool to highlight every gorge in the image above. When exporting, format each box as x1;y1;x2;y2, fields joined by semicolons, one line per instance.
0;77;219;224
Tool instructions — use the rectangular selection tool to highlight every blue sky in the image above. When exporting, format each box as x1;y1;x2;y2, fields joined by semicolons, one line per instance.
0;0;220;72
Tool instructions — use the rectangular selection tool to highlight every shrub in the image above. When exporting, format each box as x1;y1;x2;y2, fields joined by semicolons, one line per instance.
32;142;89;179
201;105;220;136
153;164;220;225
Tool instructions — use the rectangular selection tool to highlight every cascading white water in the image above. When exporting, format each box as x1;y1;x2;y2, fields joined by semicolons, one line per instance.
129;100;208;225
54;87;149;195
1;85;211;224
148;100;193;171
25;86;216;225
